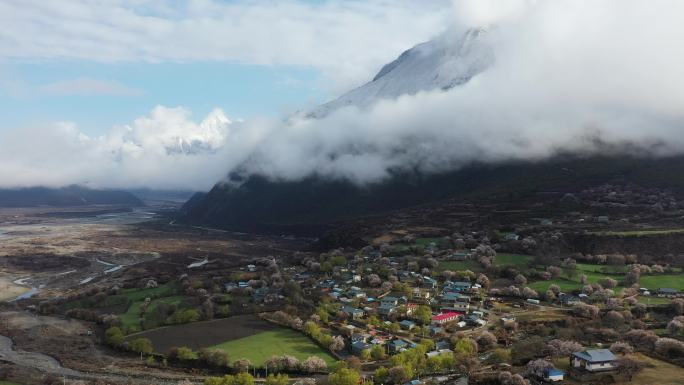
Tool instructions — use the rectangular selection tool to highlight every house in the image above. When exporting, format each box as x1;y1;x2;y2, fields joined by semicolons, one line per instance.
441;292;470;311
428;325;444;335
381;296;400;307
431;312;462;325
545;368;565;382
422;277;438;289
446;281;472;293
351;341;371;355
504;233;520;241
400;320;416;330
596;216;609;223
571;349;617;372
389;339;408;354
403;380;423;385
449;252;469;261
342;306;365;320
378;303;397;317
405;303;419;316
465;314;487;326
658;288;678;297
426;349;453;358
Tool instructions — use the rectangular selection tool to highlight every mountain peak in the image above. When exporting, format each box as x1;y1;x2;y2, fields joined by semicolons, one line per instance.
307;28;494;119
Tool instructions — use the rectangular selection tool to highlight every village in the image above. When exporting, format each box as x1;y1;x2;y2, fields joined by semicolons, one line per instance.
4;221;681;385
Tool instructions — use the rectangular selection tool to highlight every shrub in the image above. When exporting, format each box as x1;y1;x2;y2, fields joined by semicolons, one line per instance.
655;338;684;358
104;326;124;347
128;338;153;354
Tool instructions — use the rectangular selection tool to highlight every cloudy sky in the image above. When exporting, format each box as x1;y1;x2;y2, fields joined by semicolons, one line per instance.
0;0;450;132
1;0;684;191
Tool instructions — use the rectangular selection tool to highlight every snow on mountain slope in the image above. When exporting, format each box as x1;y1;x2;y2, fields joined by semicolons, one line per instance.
308;28;493;118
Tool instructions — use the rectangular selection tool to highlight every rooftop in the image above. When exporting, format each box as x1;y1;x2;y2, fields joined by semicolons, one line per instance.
572;349;617;363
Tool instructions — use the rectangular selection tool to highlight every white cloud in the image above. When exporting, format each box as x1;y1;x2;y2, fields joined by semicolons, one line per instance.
39;77;143;96
0;0;452;92
2;0;684;191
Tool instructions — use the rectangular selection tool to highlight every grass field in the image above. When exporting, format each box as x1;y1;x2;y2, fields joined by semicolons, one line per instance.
589;228;684;237
211;328;337;367
438;260;482;272
120;295;189;331
0;381;22;385
496;253;535;268
628;353;684;385
639;274;684;291
637;296;672;305
438;253;534;272
529;262;629;292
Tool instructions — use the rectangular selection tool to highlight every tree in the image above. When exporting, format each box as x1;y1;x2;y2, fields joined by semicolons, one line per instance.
598;278;618;289
171;308;200;324
655;338;684;358
624;330;658;351
546;339;582;357
572;303;599;318
476;274;490;289
233;358;252;373
199;349;231;367
265;374;289;385
525;359;553;379
104;326;124;347
603;310;625;328
328;368;361;385
414;305;432;325
301;356;327;373
388;366;408;384
129;338;153;354
514;274;527;286
374;367;390;384
360;349;372;361
547;266;561;279
489;348;511;364
171;346;196;362
618;358;643;381
667;316;684;335
330;335;346;352
610;341;634;355
346;356;363;371
371;344;386;360
367;274;382;287
477;331;497;351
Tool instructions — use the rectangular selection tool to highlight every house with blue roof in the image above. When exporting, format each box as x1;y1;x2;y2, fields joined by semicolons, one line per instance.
400;320;416;330
342;306;365;320
445;281;471;292
389;339;408;354
351;341;371;356
545;368;565;382
571;349;617;372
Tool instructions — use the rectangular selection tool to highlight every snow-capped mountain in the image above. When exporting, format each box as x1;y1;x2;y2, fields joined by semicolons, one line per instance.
308;28;493;118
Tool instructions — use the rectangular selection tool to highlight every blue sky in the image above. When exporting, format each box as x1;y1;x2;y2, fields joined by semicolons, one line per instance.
0;0;449;135
0;60;326;135
0;0;451;189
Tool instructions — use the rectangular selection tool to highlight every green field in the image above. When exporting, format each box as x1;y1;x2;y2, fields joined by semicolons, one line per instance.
120;295;188;331
529;263;624;293
589;228;684;237
639;274;684;291
211;328;337;367
637;296;672;305
438;253;534;272
438;260;482;272
496;253;535;268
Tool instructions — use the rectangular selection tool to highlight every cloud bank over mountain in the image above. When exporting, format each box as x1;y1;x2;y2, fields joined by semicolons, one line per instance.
2;0;684;190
